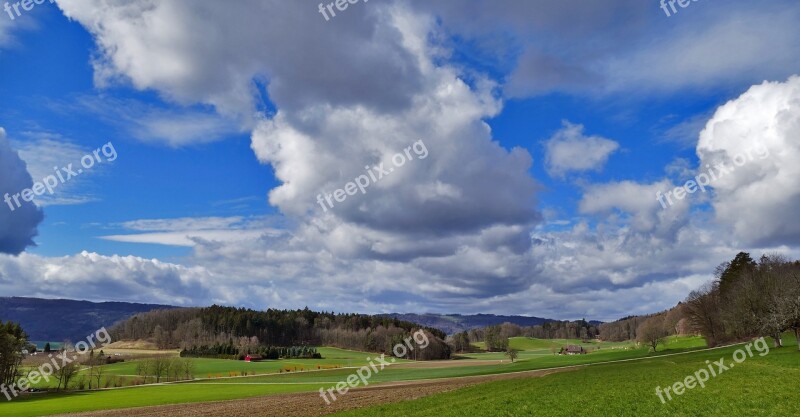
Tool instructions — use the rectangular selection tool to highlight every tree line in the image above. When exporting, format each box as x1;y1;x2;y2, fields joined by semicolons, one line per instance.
609;252;800;352
180;343;321;360
683;252;800;348
134;357;195;383
110;306;451;360
598;306;688;344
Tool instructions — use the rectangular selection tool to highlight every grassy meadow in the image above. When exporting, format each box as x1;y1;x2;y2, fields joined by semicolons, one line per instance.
2;335;795;417
329;337;800;417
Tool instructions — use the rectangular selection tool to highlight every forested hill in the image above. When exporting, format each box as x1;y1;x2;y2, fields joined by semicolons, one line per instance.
380;313;561;335
0;297;174;342
111;306;453;360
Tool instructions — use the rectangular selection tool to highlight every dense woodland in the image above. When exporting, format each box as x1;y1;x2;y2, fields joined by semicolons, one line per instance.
110;306;452;360
682;253;800;348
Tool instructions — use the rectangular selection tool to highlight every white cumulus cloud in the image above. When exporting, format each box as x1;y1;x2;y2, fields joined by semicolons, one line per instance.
698;76;800;246
544;121;619;178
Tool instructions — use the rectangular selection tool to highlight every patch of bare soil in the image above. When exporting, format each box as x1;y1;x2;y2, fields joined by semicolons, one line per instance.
53;366;579;417
103;340;160;350
391;359;504;369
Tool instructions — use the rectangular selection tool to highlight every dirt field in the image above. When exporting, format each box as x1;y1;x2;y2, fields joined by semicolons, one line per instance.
390;359;506;369
101;341;180;357
104;340;161;350
53;367;579;417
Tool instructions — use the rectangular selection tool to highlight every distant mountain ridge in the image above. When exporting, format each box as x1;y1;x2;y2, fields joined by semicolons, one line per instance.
380;313;559;335
0;296;594;341
0;297;176;342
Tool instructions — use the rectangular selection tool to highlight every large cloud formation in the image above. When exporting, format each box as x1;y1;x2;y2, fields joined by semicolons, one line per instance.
8;0;792;321
50;0;542;308
698;76;800;246
414;0;800;97
0;251;212;305
0;128;44;255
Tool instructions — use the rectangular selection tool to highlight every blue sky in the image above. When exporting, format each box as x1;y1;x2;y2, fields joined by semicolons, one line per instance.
0;4;281;260
1;0;799;321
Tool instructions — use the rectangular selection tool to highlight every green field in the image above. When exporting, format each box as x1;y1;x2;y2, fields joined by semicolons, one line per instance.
330;337;800;417
0;383;324;416
465;337;641;360
21;346;390;389
197;337;705;385
3;336;794;417
98;346;387;378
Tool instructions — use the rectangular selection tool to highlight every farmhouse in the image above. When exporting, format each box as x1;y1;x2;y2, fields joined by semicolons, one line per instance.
561;345;586;355
244;354;263;362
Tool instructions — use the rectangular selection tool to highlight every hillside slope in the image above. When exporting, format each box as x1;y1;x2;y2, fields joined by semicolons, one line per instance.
0;297;175;342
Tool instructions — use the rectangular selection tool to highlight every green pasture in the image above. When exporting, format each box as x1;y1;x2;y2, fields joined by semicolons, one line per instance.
331;337;800;417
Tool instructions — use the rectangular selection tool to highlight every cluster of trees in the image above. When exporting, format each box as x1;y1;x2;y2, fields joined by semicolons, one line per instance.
180;343;321;360
111;306;450;360
134;357;195;383
684;253;800;348
600;306;688;351
599;316;652;342
0;329;111;392
0;321;27;388
84;351;109;389
523;320;599;340
612;252;800;352
44;344;123;391
484;325;510;351
449;331;472;353
448;324;516;353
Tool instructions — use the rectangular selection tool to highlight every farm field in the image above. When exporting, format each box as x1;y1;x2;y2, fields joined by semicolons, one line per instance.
98;346;385;378
13;335;795;417
463;336;641;360
0;336;713;417
20;347;390;389
470;337;636;351
192;336;706;385
331;337;800;417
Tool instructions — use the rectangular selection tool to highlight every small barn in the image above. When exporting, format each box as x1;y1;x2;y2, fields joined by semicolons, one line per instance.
560;345;587;355
244;354;263;362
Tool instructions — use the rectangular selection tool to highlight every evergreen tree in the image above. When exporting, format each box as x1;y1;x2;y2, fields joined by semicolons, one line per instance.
719;252;756;296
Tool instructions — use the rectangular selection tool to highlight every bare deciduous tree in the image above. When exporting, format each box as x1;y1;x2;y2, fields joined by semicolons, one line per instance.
684;282;725;346
148;357;171;383
637;316;668;352
54;343;80;391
